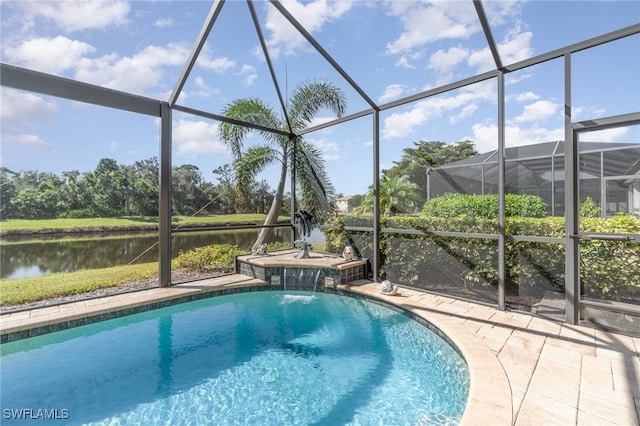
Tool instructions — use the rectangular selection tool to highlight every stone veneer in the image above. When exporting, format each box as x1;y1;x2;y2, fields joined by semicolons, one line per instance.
236;249;368;291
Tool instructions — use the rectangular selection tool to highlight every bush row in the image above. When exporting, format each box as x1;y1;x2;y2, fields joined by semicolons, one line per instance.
324;213;639;302
175;241;291;272
422;193;547;218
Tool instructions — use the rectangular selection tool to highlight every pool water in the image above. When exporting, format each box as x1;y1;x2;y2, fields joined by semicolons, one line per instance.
1;291;469;425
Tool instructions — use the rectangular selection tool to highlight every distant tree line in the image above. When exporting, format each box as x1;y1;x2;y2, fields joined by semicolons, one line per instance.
0;157;276;220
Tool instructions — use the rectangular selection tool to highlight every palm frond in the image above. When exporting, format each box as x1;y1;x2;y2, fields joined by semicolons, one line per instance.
218;98;285;158
288;80;346;131
294;138;336;220
233;145;281;202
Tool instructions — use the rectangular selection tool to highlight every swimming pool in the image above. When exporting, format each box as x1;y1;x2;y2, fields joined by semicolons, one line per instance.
1;291;469;425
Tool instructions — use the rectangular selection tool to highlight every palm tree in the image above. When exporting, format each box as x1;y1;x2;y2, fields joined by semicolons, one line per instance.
218;79;346;252
354;175;418;217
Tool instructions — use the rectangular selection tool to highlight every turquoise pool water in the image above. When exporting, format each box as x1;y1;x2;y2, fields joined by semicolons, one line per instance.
0;291;469;425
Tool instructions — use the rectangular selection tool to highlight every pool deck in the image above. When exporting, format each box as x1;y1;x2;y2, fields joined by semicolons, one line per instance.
1;275;638;425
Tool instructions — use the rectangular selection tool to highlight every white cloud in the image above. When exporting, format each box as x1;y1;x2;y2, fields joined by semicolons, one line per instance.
264;0;352;59
238;64;258;87
511;92;540;102
470;118;629;155
514;100;560;123
482;1;523;26
74;42;191;93
395;50;424;69
4;30;193;95
449;104;478;124
385;1;479;55
243;74;258;87
496;26;534;65
198;55;237;74
18;0;130;32
154;18;174;28
428;46;469;73
506;72;536;88
378;84;407;104
571;106;606;121
580;127;629;143
3;36;96;74
308;137;341;161
380;162;392;171
173;119;230;156
468;28;533;72
470;122;564;153
192;76;219;98
395;55;416;69
0;89;57;149
10;133;51;149
385;2;531;75
381;81;495;139
307;116;335;131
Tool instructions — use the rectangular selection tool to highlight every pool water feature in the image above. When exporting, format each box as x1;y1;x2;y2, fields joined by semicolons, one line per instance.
0;291;469;425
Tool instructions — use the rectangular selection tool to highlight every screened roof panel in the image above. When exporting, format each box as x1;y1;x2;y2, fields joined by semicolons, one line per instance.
505;142;561;161
485;1;640;66
436;142;640;187
287;1;493;106
261;1;374;118
176;2;285;115
0;1;211;100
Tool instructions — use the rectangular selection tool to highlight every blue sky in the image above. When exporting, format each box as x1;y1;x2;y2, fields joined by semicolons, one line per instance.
1;0;639;196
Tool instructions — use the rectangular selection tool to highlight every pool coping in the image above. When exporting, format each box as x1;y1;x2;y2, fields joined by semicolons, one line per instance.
0;275;511;425
339;282;512;426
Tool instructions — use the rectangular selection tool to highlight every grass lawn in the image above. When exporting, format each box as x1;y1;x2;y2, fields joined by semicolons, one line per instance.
0;263;160;306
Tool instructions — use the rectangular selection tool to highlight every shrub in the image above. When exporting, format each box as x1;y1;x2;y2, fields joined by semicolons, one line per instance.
175;244;244;272
505;194;547;218
266;241;292;251
60;208;95;219
324;212;639;302
422;193;547;218
580;196;600;218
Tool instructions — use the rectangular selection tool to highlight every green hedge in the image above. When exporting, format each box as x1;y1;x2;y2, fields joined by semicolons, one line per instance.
422;193;547;218
175;244;245;272
324;213;639;303
175;241;292;272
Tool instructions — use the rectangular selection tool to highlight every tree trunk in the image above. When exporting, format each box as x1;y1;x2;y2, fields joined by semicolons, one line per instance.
251;154;288;253
252;191;284;252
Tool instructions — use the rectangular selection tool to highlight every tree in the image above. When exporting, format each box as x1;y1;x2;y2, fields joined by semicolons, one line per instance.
59;170;92;215
212;164;238;214
384;140;477;205
218;79;346;251
0;168;19;219
130;157;159;216
172;164;209;215
86;158;126;216
354;175;419;217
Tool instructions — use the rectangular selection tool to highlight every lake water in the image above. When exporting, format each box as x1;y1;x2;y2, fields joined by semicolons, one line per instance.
1;228;325;279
